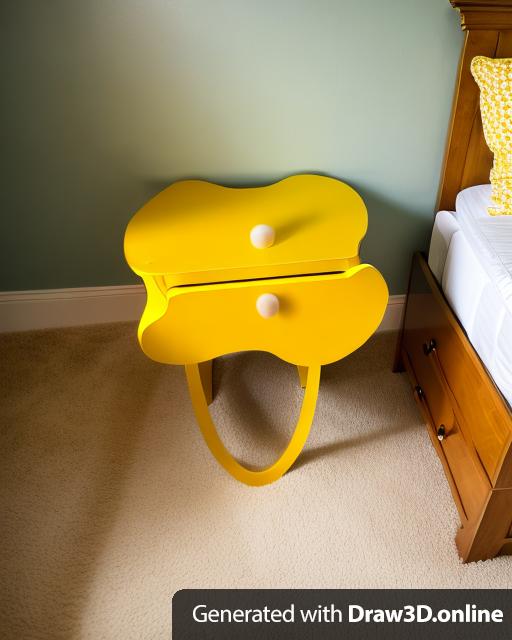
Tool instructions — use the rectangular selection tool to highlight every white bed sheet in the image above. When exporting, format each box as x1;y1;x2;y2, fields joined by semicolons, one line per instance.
428;185;512;407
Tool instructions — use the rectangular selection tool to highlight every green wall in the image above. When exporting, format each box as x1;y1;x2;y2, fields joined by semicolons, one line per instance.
0;0;463;294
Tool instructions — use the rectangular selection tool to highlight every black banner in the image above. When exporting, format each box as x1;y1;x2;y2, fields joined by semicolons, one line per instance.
172;589;511;639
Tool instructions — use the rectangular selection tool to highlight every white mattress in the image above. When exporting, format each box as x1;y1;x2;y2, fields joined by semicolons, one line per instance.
428;184;512;407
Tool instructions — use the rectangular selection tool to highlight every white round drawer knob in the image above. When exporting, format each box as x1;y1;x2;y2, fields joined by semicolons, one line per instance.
256;293;279;318
250;224;275;249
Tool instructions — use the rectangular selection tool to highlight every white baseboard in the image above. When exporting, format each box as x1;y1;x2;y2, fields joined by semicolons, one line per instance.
0;285;405;334
0;285;146;333
379;294;406;333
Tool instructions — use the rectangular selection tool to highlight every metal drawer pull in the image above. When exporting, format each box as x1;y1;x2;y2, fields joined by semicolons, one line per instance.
437;424;446;441
423;339;437;355
414;385;424;399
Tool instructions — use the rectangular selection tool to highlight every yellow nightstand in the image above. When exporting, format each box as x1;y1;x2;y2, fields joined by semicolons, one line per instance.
124;174;388;486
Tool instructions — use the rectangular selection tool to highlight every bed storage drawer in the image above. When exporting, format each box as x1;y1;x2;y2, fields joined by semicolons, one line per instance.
402;254;512;488
424;325;509;484
403;349;489;523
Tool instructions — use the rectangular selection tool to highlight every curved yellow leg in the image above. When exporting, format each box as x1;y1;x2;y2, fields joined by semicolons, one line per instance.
185;362;321;486
297;365;308;388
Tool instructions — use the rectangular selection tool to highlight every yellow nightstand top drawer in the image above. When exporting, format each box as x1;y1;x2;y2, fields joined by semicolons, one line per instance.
124;174;367;287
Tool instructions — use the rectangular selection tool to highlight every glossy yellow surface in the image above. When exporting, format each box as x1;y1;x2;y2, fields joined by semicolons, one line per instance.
124;174;366;286
186;362;321;486
139;266;388;367
124;175;388;486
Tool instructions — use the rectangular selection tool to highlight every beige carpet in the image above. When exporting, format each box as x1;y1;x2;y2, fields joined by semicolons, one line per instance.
1;324;511;639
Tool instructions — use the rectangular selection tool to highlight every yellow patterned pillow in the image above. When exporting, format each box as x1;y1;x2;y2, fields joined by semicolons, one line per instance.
471;56;512;216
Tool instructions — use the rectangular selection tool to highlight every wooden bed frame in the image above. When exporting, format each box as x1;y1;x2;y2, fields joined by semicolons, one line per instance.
395;0;512;562
438;0;512;211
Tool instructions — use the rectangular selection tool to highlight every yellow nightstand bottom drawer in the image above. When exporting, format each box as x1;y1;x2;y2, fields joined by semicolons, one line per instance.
139;264;388;367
